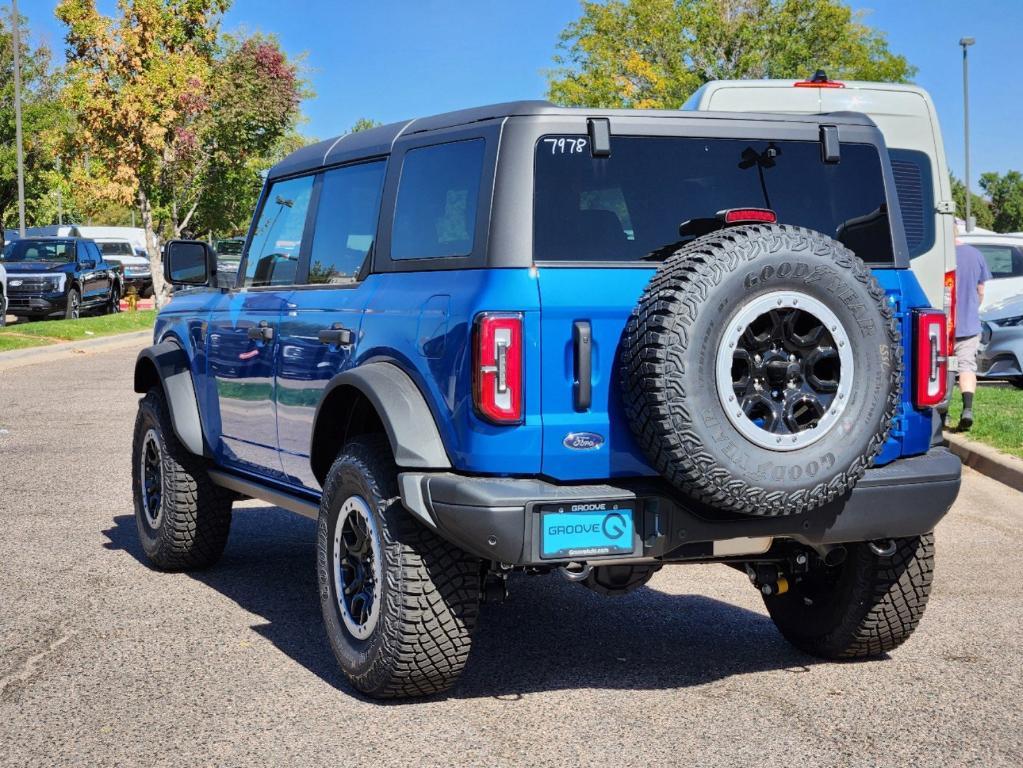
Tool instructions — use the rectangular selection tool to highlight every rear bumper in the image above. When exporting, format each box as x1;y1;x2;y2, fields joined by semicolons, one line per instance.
399;448;962;565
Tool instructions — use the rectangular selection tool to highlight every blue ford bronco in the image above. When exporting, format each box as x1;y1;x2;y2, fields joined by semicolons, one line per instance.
132;102;961;698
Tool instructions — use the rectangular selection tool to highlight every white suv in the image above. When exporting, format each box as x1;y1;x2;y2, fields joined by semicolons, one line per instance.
958;233;1023;309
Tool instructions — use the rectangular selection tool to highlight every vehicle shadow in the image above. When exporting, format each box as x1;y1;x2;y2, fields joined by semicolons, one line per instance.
103;506;826;700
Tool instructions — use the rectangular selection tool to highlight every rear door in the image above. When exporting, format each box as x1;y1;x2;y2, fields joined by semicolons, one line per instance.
206;173;315;479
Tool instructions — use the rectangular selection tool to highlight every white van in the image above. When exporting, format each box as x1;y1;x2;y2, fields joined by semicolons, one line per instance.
684;76;956;325
74;226;156;258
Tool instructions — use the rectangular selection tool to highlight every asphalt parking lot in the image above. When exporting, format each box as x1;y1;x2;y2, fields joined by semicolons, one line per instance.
1;344;1022;767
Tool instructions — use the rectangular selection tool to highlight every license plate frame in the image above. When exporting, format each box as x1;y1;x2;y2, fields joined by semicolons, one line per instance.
538;504;637;560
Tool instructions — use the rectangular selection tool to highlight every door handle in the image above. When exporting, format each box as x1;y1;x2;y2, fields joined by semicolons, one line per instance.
247;320;274;342
318;324;354;347
573;320;592;411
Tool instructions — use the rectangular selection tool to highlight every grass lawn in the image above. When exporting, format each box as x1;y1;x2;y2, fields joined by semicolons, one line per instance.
946;384;1023;459
0;310;155;353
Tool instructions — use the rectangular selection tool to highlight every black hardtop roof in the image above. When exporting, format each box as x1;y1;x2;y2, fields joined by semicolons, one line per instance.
267;100;879;180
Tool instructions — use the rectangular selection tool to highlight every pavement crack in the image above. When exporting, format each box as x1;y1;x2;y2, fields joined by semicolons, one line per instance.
0;628;75;700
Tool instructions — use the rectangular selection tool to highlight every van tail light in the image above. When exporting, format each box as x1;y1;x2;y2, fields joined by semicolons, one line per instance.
913;309;949;408
473;313;523;424
944;268;957;352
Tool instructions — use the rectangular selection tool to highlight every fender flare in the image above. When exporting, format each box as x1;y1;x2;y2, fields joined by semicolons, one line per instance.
313;362;451;470
133;340;206;456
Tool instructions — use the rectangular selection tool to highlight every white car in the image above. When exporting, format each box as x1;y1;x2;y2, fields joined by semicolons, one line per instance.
958;233;1023;309
94;237;154;298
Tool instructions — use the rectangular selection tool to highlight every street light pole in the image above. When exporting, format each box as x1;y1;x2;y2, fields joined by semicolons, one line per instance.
960;36;975;232
11;0;27;237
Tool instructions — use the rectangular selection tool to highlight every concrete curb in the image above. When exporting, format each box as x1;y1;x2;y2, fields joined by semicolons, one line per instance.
0;330;152;372
944;432;1023;493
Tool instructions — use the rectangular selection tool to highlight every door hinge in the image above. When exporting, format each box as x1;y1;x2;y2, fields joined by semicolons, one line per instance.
936;200;956;215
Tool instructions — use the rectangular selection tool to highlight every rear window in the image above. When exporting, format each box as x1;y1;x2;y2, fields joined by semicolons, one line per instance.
888;149;935;259
534;136;895;264
975;244;1023;279
98;240;133;256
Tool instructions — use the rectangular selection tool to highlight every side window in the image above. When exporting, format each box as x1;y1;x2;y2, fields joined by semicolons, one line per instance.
888;149;935;259
976;245;1022;279
391;139;485;260
244;175;315;287
306;161;386;284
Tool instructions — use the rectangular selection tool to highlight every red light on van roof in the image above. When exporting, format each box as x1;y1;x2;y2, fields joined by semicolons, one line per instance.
793;79;845;88
722;208;777;224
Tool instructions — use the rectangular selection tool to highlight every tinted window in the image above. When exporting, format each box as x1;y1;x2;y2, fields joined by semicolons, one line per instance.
534;137;896;264
888;149;935;259
1;239;75;263
392;139;485;260
976;244;1023;279
244;175;315;287
307;161;386;284
98;240;133;256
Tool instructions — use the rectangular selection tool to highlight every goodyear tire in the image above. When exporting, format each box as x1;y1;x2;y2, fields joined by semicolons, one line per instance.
317;437;481;698
621;224;900;517
763;534;934;658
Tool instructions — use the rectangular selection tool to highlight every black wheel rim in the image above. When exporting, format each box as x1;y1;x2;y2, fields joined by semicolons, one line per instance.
140;429;163;527
333;496;382;639
717;290;854;451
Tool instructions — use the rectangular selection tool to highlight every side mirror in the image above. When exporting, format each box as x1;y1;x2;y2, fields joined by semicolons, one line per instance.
164;240;217;287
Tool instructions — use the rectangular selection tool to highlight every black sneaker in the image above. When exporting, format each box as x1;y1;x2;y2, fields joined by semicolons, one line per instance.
958;408;974;432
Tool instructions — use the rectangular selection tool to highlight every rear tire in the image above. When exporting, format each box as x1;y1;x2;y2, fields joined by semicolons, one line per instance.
317;436;481;698
131;388;232;570
763;534;934;658
1009;377;1023;390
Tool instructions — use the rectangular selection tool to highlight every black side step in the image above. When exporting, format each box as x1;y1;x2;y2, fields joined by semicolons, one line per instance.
209;469;320;520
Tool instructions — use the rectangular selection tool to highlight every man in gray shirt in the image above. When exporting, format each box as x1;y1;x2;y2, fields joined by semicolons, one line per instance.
954;229;993;431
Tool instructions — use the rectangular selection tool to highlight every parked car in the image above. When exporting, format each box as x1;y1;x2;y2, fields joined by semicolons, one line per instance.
958;233;1023;309
75;225;156;260
95;237;153;297
1;237;122;319
214;237;244;288
132;102;960;699
979;294;1023;388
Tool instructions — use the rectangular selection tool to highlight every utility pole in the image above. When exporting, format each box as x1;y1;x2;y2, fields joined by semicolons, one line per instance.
960;36;976;232
56;156;63;225
11;0;27;237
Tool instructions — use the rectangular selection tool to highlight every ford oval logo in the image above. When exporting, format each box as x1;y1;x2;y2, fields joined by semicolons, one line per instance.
563;432;605;450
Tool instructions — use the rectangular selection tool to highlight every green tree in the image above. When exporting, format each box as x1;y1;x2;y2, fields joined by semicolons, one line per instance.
548;0;915;108
951;175;995;231
0;9;68;238
980;171;1023;233
349;117;381;133
183;34;306;238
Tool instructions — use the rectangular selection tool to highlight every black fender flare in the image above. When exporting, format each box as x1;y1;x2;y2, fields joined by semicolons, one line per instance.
312;362;451;470
133;340;206;456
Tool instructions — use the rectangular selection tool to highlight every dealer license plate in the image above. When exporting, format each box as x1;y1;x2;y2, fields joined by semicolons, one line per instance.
540;505;635;559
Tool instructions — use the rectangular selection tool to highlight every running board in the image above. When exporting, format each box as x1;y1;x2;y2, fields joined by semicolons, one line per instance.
208;469;320;520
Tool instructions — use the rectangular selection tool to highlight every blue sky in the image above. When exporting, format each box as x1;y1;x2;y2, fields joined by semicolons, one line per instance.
17;0;1023;185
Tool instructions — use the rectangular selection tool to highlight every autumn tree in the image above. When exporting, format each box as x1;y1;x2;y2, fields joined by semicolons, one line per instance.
0;9;68;238
548;0;915;108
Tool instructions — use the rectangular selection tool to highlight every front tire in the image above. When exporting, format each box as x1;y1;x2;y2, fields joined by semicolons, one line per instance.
107;283;121;314
763;534;934;658
64;288;81;320
317;437;481;698
131;389;232;570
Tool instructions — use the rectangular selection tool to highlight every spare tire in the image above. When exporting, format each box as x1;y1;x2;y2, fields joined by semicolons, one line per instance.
621;224;900;517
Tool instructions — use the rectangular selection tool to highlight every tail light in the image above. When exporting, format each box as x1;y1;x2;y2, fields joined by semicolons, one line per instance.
913;309;948;408
721;208;777;224
944;269;957;352
473;312;523;424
